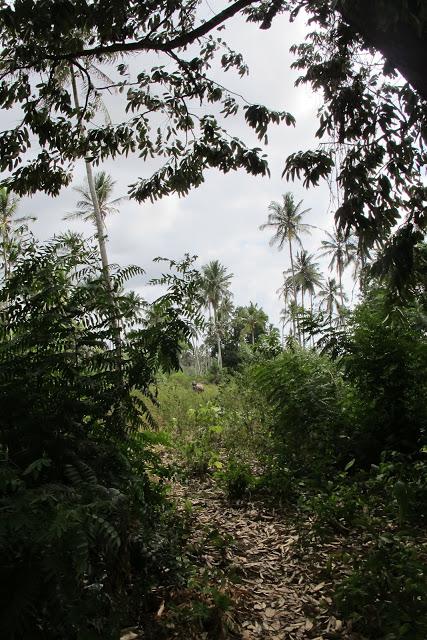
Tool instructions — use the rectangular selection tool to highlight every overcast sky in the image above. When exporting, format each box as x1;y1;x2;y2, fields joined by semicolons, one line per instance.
13;7;354;328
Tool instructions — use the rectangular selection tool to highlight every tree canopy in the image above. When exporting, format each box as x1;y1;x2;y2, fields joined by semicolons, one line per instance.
0;0;425;282
0;1;292;200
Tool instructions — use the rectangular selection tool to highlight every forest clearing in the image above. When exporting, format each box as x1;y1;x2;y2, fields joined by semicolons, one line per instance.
0;2;426;639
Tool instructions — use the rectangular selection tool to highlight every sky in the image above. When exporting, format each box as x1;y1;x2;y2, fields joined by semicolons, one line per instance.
12;6;354;328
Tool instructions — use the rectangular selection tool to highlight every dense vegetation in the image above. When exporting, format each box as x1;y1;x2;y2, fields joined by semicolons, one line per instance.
0;1;426;638
155;274;427;639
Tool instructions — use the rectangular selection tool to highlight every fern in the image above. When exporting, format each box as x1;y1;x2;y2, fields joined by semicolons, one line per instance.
0;236;199;638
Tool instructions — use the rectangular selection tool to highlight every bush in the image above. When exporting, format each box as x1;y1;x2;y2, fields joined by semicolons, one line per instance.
255;349;361;483
342;289;427;460
335;537;427;639
216;458;254;500
0;237;197;639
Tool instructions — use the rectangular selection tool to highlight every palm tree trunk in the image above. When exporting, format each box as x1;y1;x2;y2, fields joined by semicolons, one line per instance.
300;287;305;345
338;263;345;306
213;305;222;369
84;161;111;279
2;222;9;284
70;67;111;286
193;341;200;376
1;222;10;308
70;65;121;353
288;236;300;344
310;291;314;348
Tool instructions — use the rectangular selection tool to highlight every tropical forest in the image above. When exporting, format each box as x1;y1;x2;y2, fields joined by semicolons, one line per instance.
0;2;426;640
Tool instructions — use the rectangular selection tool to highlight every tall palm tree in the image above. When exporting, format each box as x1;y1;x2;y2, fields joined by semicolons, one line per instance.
260;192;312;343
69;66;113;290
318;228;357;304
318;278;346;325
277;276;293;339
293;251;323;345
65;171;126;226
293;250;324;313
241;302;267;345
201;260;233;369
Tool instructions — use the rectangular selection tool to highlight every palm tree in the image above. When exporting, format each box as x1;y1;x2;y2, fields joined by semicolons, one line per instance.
277;275;294;338
0;188;34;283
260;192;312;342
65;171;126;226
318;278;346;325
241;302;267;345
293;251;323;345
318;229;357;304
293;250;323;313
201;260;233;369
69;66;113;291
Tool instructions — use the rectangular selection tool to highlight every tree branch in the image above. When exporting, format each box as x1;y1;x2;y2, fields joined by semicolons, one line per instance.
50;0;257;62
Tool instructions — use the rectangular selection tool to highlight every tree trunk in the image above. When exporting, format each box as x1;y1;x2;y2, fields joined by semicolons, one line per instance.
192;338;200;376
310;291;314;348
2;220;9;284
288;236;300;344
300;287;305;345
213;305;222;369
338;0;427;101
70;65;121;352
338;263;345;306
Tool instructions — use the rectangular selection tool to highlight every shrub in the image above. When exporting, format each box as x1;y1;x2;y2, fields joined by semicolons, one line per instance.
255;349;361;483
0;237;198;638
335;537;427;640
342;289;427;460
216;458;254;500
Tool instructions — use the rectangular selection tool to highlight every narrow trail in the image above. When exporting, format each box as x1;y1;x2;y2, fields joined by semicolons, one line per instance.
156;476;361;640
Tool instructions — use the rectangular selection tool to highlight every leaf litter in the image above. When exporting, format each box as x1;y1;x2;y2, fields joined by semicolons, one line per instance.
132;473;367;640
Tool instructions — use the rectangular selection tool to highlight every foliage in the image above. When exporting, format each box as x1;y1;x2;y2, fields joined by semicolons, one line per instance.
181;403;225;476
335;536;427;640
0;1;292;200
215;458;255;500
341;287;427;459
0;235;199;638
64;170;126;224
255;349;360;481
283;0;427;288
0;187;34;282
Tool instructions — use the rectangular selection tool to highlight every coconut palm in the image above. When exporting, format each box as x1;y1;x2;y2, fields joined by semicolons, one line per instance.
65;171;126;226
260;192;312;343
277;275;294;338
69;65;113;289
0;188;34;283
201;260;233;369
318;229;357;304
241;302;267;345
318;278;346;325
293;250;324;313
293;251;323;344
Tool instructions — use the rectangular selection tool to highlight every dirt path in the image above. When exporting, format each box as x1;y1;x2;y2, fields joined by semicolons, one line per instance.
157;476;360;640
